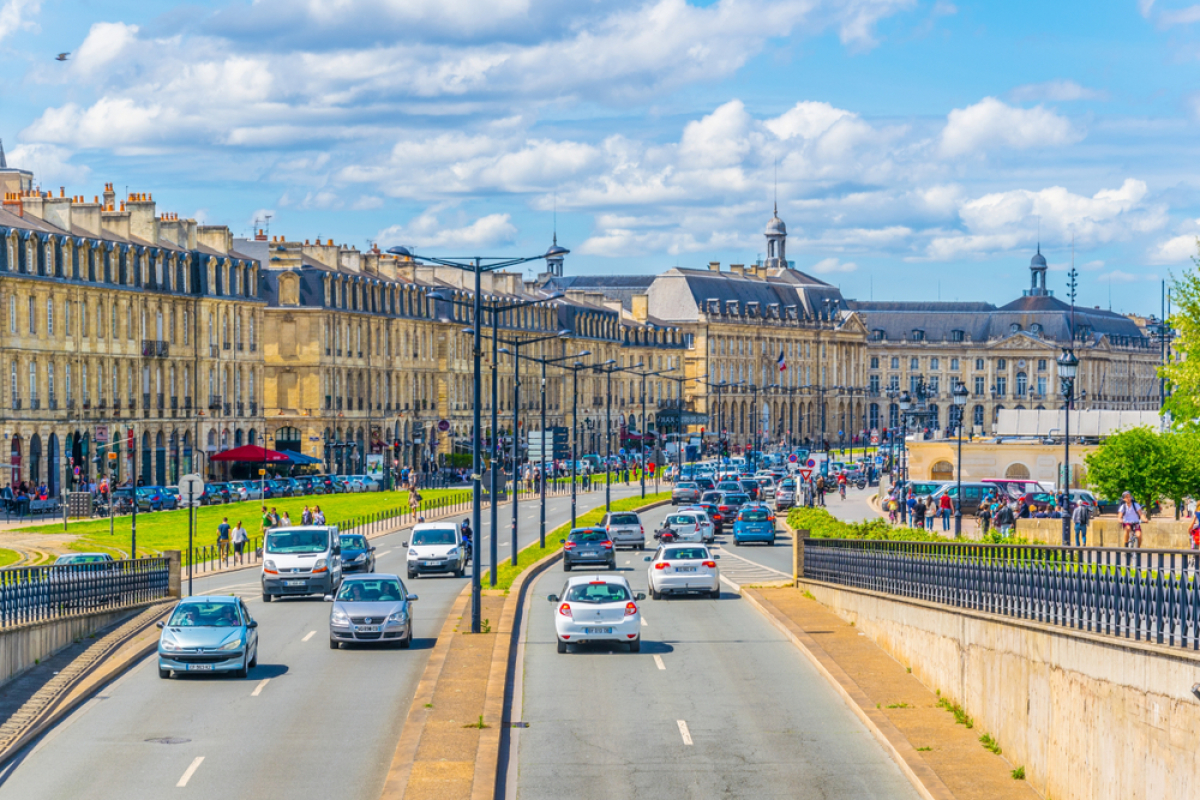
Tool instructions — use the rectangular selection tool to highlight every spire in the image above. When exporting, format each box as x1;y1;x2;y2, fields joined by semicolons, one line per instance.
0;139;6;170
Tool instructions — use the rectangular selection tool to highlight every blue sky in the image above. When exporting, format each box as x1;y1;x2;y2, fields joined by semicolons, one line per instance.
2;0;1200;313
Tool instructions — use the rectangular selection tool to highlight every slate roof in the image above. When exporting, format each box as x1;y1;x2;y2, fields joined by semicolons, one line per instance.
647;267;843;322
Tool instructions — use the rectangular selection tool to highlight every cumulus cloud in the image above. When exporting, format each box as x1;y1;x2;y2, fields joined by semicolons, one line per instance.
0;0;41;43
939;97;1081;157
1009;79;1106;103
1147;233;1198;264
809;257;857;273
1098;270;1143;283
5;143;89;184
377;208;518;249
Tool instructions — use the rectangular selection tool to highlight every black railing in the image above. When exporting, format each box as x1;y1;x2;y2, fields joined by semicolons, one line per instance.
804;540;1200;650
141;340;169;358
0;557;170;627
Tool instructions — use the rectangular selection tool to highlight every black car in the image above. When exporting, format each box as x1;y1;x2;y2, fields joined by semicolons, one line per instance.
295;476;324;496
738;479;760;501
561;528;615;572
207;482;234;505
338;533;376;573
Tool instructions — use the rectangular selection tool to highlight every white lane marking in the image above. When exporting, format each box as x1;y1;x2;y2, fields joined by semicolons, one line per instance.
653;654;666;670
677;720;693;745
251;679;270;697
500;542;509;547
177;756;204;787
640;617;647;627
377;549;392;556
625;559;631;564
302;631;316;642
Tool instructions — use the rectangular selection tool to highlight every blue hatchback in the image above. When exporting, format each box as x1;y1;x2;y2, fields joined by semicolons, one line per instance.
732;504;776;546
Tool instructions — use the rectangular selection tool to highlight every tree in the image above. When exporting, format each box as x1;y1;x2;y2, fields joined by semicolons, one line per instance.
1162;242;1200;428
1084;427;1174;513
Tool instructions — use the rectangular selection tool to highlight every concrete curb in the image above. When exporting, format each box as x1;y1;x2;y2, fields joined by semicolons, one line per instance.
0;600;174;769
733;580;955;800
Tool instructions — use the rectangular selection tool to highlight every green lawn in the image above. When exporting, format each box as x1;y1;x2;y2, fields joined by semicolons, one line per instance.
0;548;20;567
26;489;472;559
483;491;672;592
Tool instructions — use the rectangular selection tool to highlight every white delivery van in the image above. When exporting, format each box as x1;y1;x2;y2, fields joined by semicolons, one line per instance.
404;522;466;579
261;525;342;602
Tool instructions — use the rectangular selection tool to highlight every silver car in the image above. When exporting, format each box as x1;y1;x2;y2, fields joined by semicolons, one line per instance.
157;596;259;679
327;574;418;649
601;511;645;550
671;481;701;505
678;506;716;543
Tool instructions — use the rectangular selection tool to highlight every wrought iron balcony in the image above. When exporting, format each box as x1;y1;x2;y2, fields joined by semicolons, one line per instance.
141;340;169;358
208;395;222;411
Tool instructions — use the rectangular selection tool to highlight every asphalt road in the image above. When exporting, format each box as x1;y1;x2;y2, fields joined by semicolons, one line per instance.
515;500;921;800
0;485;647;800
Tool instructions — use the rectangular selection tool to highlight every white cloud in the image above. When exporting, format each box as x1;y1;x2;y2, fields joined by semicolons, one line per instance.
764;101;855;141
939;97;1081;157
1157;3;1200;26
377;208;518;249
0;0;41;43
72;22;139;74
4;143;89;184
1098;270;1142;283
1140;0;1157;17
1009;79;1106;103
809;257;857;273
1147;233;1198;264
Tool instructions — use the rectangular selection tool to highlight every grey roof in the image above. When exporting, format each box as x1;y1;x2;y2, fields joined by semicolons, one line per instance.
0;139;6;169
647;267;842;322
541;274;655;311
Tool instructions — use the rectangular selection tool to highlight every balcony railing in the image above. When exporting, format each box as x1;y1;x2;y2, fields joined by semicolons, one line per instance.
325;395;332;411
170;396;178;410
236;402;244;417
157;393;165;410
210;345;219;358
67;398;76;410
184;397;192;411
141;340;169;358
223;402;231;416
10;399;20;411
336;398;343;411
143;393;151;410
250;402;257;416
250;343;257;353
236;342;244;352
223;342;231;351
208;396;222;411
48;397;57;411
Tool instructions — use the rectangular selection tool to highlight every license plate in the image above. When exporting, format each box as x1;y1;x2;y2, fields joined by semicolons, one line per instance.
584;627;613;634
676;567;697;572
421;561;437;566
284;580;306;586
188;664;214;671
355;625;381;633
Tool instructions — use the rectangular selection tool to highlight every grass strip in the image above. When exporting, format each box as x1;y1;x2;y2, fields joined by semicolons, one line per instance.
0;548;20;567
483;492;672;593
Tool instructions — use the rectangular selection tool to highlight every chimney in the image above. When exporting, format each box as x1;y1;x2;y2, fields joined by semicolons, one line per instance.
100;202;131;240
730;264;744;277
255;229;267;241
126;192;158;243
632;294;649;323
71;195;102;237
196;225;232;254
708;261;720;272
102;183;116;210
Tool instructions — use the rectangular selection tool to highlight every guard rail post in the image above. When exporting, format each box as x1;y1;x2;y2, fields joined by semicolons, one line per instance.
166;550;182;597
793;528;809;587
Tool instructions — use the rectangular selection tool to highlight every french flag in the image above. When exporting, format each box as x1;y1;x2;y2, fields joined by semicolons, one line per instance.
777;350;787;371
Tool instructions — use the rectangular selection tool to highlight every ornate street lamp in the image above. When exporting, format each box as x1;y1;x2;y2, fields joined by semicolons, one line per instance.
1057;348;1079;547
952;380;969;537
898;390;912;526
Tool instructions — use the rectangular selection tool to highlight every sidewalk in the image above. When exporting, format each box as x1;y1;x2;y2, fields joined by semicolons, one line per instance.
743;586;1039;800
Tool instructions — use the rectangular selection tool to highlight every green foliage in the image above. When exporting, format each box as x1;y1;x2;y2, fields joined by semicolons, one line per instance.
0;548;19;567
979;733;1002;755
1011;766;1026;780
786;507;946;542
1084;426;1200;513
937;696;974;728
1163;250;1200;427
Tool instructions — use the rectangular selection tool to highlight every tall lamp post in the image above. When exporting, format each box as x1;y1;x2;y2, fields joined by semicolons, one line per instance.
398;244;568;634
628;368;670;499
564;360;591;529
593;360;644;512
1057;349;1078;547
695;379;729;459
658;371;703;480
952;381;969;537
897;390;911;525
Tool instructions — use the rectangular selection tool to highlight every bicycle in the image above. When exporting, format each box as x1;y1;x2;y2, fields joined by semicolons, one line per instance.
838;482;846;501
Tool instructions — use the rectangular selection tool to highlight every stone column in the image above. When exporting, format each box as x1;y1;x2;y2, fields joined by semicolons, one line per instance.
792;528;809;586
164;549;181;597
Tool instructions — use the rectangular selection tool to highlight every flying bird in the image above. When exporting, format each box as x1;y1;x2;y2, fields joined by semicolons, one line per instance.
55;52;69;61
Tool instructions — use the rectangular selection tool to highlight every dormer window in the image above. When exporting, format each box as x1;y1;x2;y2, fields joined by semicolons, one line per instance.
870;329;886;342
1010;323;1021;333
950;329;965;342
911;329;925;342
1030;323;1042;334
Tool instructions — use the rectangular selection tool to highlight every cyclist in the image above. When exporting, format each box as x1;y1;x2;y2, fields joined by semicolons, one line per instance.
837;471;847;500
1118;492;1146;547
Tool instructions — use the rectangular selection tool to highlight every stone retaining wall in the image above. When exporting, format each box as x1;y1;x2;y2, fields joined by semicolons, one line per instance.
1013;517;1193;548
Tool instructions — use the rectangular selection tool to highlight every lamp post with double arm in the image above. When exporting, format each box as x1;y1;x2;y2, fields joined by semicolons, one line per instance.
1057;349;1079;547
628;368;671;499
953;380;969;537
564;360;590;529
592;360;644;512
400;243;568;634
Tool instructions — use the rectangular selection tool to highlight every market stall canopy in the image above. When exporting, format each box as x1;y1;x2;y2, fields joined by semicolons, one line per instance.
208;445;290;463
279;449;321;465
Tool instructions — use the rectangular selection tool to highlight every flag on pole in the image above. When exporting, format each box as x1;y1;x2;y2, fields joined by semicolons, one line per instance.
777;350;787;371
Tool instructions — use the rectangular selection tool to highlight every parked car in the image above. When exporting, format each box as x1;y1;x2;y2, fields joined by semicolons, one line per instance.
163;487;193;508
136;486;175;512
547;574;643;653
600;511;645;550
327;574;416;649
196;485;225;506
732;504;776;546
561;528;616;572
294;476;325;495
157;595;259;678
645;545;720;599
929;482;995;516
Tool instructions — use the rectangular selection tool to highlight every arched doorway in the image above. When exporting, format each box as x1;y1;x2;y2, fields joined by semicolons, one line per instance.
234;429;244;447
29;435;42;487
182;432;192;476
141;432;152;486
155;431;166;485
931;460;954;481
275;426;302;454
1005;463;1030;479
48;433;60;495
169;431;179;484
10;435;21;486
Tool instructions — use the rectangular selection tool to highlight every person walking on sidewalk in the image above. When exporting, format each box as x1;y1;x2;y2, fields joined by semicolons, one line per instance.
912;496;926;529
977;502;992;536
260;506;272;540
995;501;1015;538
1072;500;1091;547
217;517;231;563
232;520;249;564
938;491;953;531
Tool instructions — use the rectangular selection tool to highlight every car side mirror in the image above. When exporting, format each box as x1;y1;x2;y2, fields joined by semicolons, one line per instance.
407;594;419;602
713;555;721;559
323;594;334;602
643;556;652;562
559;539;565;544
156;620;166;629
547;594;559;603
332;546;341;555
635;593;646;601
247;620;258;628
369;546;377;552
401;541;408;548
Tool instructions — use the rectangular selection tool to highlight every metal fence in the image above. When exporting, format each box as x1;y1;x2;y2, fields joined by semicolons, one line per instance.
0;557;170;628
804;539;1200;650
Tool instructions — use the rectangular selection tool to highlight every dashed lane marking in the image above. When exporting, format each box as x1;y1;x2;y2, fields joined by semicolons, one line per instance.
653;654;666;670
177;756;204;787
251;679;270;697
302;631;316;642
640;617;647;627
677;720;693;746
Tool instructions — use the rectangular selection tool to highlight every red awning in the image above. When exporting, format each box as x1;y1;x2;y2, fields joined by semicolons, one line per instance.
208;444;290;463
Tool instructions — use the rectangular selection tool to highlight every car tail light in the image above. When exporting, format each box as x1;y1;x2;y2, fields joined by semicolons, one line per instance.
655;562;669;570
558;603;573;617
625;601;638;616
564;542;576;550
603;540;613;549
640;525;644;534
703;560;717;568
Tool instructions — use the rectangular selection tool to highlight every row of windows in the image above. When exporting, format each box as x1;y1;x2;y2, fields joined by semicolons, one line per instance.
869;356;1051;372
7;360;258;407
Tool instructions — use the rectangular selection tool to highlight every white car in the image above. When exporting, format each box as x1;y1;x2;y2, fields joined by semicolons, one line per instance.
678;506;716;543
645;545;721;599
548;574;644;653
661;511;705;543
404;522;466;579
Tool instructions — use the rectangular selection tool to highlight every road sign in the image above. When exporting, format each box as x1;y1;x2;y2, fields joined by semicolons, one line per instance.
95;425;109;442
258;468;267;476
806;458;816;468
870;434;879;445
107;452;117;460
799;469;813;480
788;454;798;463
178;473;205;498
438;419;450;432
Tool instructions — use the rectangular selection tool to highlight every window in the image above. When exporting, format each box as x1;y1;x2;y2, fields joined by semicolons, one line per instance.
65;363;71;399
997;358;1007;370
890;357;899;369
930;357;940;370
995;376;1008;395
888;374;899;390
9;362;15;404
974;376;984;395
112;364;118;400
28;362;36;401
111;303;118;338
1037;376;1047;396
870;329;885;342
81;301;88;337
64;301;71;336
82;363;88;401
1010;323;1021;333
1037;359;1047;372
1016;372;1028;396
8;296;14;333
869;374;880;393
975;358;984;370
870;356;879;369
911;329;925;341
928;376;939;393
909;357;918;370
1030;323;1041;334
47;363;54;400
28;296;35;334
951;329;965;342
950;358;959;371
46;299;53;336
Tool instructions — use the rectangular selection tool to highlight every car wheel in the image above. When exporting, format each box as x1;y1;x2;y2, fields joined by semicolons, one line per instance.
262;593;272;602
399;628;413;649
407;571;416;580
769;538;776;546
235;657;249;679
710;589;721;600
557;640;568;654
563;561;571;572
608;561;616;571
628;638;641;653
159;668;171;679
651;587;661;600
329;638;340;650
734;539;741;547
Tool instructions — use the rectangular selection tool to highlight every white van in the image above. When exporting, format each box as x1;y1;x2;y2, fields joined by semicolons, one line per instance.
405;522;466;579
261;525;342;602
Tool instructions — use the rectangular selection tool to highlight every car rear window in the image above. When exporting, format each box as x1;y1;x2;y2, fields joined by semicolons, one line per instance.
740;509;770;522
723;494;750;505
677;482;698;489
565;582;630;603
568;531;608;543
667;515;697;526
610;514;639;525
663;547;709;560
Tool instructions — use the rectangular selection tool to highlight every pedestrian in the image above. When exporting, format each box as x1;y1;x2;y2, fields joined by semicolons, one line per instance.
977;502;992;536
302;505;313;525
232;520;249;564
313;505;326;524
1072;500;1091;547
924;496;936;530
1189;512;1200;568
408;486;421;516
217;517;231;563
1118;492;1146;548
938;491;953;531
906;492;917;526
912;496;926;529
280;511;292;526
995;502;1015;538
269;506;281;526
815;475;826;507
260;505;272;539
